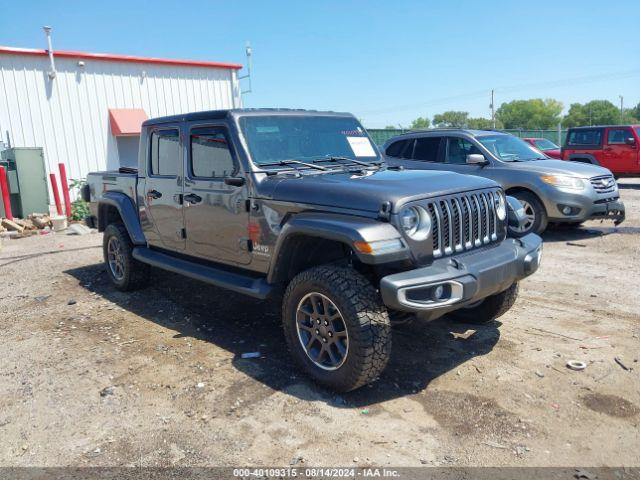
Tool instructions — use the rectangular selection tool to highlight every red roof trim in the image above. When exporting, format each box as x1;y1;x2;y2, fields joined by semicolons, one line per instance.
0;46;243;70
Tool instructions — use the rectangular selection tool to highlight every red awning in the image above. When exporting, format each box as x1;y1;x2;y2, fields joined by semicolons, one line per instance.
109;108;148;136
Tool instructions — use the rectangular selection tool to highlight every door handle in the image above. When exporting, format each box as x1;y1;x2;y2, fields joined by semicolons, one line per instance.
604;147;613;151
147;189;162;199
184;193;202;204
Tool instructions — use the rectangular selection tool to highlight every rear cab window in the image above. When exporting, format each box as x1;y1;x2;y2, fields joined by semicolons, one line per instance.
566;129;603;148
150;129;180;176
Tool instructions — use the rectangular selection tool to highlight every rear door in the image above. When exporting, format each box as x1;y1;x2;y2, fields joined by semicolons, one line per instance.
603;127;637;173
142;127;185;251
183;124;250;265
389;136;445;171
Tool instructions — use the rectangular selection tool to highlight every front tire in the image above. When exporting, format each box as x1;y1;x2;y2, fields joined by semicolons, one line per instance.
282;266;391;392
103;223;150;291
508;191;548;236
451;283;519;324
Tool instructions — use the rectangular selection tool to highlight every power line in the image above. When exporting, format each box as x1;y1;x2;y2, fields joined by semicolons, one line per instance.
360;69;640;117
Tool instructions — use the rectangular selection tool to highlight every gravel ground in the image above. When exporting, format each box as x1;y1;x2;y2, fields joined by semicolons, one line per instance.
0;179;639;468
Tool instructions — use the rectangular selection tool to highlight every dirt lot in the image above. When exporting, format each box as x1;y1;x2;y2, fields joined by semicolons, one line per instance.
1;180;639;468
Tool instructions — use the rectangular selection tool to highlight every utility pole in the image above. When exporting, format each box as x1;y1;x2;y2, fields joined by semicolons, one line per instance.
619;95;624;124
490;89;495;129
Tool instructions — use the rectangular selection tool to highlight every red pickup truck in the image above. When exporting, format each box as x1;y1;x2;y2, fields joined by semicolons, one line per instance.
562;125;640;175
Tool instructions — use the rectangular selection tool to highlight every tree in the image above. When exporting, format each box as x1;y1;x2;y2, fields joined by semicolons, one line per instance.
410;117;431;129
432;111;469;128
496;98;563;129
466;117;502;130
384;125;397;130
562;100;626;127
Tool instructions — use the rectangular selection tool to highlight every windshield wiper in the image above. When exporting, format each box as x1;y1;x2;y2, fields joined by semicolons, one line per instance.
314;156;383;168
259;159;328;171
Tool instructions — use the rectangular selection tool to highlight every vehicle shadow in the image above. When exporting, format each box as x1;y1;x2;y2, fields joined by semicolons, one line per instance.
65;263;500;407
542;224;640;243
617;182;640;190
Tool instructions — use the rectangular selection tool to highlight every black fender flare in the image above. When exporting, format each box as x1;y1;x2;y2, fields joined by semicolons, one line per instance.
567;153;600;165
97;191;146;246
267;212;408;284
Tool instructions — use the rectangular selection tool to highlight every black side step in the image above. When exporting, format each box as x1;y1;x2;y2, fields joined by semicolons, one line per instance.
132;247;272;299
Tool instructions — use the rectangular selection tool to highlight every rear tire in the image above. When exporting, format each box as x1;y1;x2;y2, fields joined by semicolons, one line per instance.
508;191;548;236
282;265;391;392
451;283;519;324
103;223;150;291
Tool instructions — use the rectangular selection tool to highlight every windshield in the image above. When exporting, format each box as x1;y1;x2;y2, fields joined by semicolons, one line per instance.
636;127;640;138
477;135;546;162
533;138;559;151
238;115;381;166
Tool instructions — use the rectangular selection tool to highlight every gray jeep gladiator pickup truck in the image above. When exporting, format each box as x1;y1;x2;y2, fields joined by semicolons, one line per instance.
84;109;542;392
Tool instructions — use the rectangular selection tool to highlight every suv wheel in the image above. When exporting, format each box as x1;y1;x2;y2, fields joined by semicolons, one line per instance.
282;266;391;392
103;223;150;291
509;191;548;236
451;283;519;324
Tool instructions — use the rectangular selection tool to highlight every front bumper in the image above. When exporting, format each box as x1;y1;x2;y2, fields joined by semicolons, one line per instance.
379;234;542;313
540;184;625;225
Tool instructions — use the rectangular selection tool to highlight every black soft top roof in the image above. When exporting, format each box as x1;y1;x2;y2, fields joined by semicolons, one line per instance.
142;108;354;127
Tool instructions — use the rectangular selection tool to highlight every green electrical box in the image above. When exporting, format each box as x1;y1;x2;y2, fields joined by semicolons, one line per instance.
0;148;49;218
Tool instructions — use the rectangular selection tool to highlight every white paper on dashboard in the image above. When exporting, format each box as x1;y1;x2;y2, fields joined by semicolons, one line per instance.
346;136;376;157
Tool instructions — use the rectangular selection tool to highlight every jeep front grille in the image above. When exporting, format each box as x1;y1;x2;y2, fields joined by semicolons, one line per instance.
427;190;501;258
590;175;616;194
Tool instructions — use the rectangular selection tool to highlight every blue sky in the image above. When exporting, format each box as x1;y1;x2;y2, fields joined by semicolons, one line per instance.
2;0;639;127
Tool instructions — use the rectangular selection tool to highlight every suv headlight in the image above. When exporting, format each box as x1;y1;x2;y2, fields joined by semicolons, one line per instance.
541;175;584;190
495;193;507;221
399;206;431;241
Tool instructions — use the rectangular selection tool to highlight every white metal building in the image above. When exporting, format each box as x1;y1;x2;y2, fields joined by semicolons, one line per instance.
0;45;243;183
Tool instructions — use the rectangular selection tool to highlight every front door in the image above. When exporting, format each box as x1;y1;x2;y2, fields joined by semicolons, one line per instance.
183;124;250;265
603;127;637;174
442;136;488;175
142;127;185;251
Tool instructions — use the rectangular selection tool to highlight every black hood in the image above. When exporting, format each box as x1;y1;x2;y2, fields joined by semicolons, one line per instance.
256;168;498;213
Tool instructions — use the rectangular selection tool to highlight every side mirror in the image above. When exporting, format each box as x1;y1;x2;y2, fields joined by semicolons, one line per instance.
466;154;488;165
224;177;246;187
624;137;636;146
506;196;527;235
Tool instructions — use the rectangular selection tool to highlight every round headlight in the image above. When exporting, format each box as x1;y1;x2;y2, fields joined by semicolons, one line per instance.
399;206;431;240
495;193;507;221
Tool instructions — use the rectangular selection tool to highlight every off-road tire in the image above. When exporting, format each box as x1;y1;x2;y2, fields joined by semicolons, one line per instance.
451;283;519;324
103;223;150;291
509;191;548;236
282;265;391;392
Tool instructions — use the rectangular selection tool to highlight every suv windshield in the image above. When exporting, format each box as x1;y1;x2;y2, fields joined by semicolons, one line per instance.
533;139;559;151
477;135;546;162
238;115;381;167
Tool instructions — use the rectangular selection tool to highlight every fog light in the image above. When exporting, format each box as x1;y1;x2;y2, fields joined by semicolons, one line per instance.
432;285;445;300
562;206;571;215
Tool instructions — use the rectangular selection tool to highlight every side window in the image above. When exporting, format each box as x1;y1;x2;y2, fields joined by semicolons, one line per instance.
190;127;237;178
413;137;441;162
447;138;481;164
385;140;407;157
150;129;180;176
567;129;602;146
607;128;631;145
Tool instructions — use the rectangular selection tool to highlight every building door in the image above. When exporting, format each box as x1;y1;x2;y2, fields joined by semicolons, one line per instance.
142;128;185;251
183;125;250;265
604;127;637;174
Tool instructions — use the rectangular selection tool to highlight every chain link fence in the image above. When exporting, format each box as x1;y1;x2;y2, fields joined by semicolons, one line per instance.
367;128;567;147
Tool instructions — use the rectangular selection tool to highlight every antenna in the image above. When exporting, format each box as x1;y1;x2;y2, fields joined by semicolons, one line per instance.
239;42;252;94
43;26;56;79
